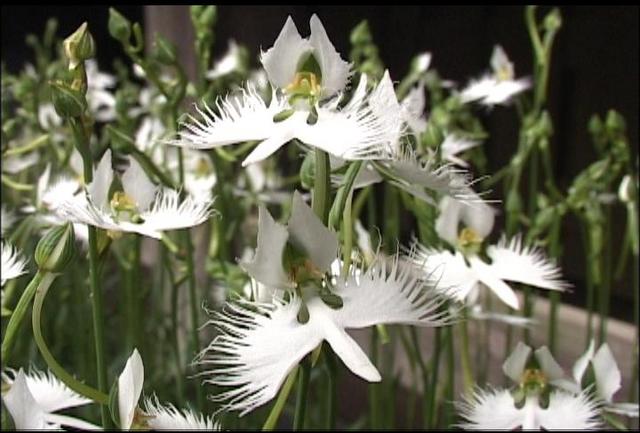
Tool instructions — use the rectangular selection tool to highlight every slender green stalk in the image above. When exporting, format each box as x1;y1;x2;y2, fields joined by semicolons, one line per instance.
162;248;185;406
312;149;330;223
293;357;311;430
341;191;354;276
458;318;474;396
599;205;613;343
31;271;109;405
442;325;456;428
2;271;47;364
329;160;363;230
425;327;441;428
263;366;299;430
324;350;338;430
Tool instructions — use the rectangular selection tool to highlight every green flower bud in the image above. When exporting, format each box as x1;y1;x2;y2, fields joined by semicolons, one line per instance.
63;22;95;70
109;8;132;43
605;109;626;134
151;34;177;65
35;224;76;273
50;81;87;118
191;5;217;34
543;8;562;33
299;152;315;190
350;20;372;45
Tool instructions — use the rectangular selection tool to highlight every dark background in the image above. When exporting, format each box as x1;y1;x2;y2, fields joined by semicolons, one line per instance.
2;5;639;320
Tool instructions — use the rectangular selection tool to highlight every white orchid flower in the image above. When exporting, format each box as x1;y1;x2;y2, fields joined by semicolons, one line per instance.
56;149;213;239
457;342;601;430
1;242;28;287
85;59;117;122
572;341;639;418
460;45;531;106
435;191;496;248
2;368;99;430
173;15;399;167
206;39;246;80
440;134;481;168
117;349;217;430
1;205;17;237
400;82;428;139
412;235;568;310
197;192;449;415
2;151;39;175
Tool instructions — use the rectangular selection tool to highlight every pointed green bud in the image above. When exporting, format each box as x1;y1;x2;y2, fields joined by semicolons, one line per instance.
543;8;562;33
50;81;87;118
350;20;373;45
190;5;217;35
151;34;177;65
300;152;315;190
109;8;132;44
108;381;121;428
63;22;95;70
35;224;76;273
605;109;626;134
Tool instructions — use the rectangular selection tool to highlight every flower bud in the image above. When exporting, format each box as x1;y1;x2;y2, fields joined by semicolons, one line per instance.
35;224;76;273
190;6;217;36
50;81;87;118
63;22;95;70
543;8;562;33
605;109;626;134
109;8;132;43
299;152;315;190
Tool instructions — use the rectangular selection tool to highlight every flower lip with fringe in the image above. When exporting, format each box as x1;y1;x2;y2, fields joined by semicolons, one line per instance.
171;16;402;167
2;368;99;430
196;193;451;416
55;149;215;239
1;242;28;287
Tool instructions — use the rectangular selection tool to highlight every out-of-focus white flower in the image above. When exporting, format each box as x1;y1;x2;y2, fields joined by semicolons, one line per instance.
412;235;569;310
85;59;116;122
198;192;449;415
173;15;399;167
2;152;39;175
206;40;246;80
1;206;17;237
572;341;639;418
2;368;99;430
456;342;602;430
435;191;496;248
460;45;531;106
143;397;220;430
56;150;214;239
1;242;28;286
440;134;481;168
400;82;427;139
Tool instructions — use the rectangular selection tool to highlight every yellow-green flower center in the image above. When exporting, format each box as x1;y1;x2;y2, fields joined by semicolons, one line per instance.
457;227;483;255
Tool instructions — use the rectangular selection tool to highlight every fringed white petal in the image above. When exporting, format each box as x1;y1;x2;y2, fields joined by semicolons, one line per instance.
287;191;338;273
487;235;570;292
172;85;288;150
330;254;450;328
41;177;81;212
144;396;220;430
118;348;144;430
2;369;49;429
1;205;17;236
368;70;404;154
401;82;427;137
538;390;602;430
137;189;214;237
22;368;91;413
308;14;351;98
197;296;323;416
1;242;28;286
456;388;523;430
260;16;312;89
239;206;292;289
441;134;480;168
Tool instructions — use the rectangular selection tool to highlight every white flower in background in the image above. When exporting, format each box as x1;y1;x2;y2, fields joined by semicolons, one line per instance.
460;45;531;106
86;59;117;122
435;191;496;248
2;368;99;430
206;39;247;80
117;349;217;430
56;149;213;239
135;117;167;165
457;342;602;430
1;205;17;237
173;15;398;166
1;242;28;286
197;192;449;415
413;234;569;309
2;151;39;175
572;341;639;418
440;134;481;168
400;82;428;139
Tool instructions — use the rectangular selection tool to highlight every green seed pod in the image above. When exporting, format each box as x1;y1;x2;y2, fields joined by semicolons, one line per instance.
63;22;95;70
35;224;76;273
50;81;87;118
109;8;132;44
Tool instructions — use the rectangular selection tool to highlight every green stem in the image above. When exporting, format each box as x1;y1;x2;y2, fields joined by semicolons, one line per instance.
425;327;441;428
328;160;363;230
3;134;49;156
293;357;311;430
2;271;46;364
341;191;354;276
458;318;474;396
599;204;613;343
312;149;330;223
262;366;299;430
162;247;185;406
32;272;109;404
325;350;337;430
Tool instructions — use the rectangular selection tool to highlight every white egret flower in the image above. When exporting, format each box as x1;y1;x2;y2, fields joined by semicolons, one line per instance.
440;134;481;168
2;368;99;430
412;235;569;310
572;341;639;418
1;205;17;237
173;15;398;167
206;39;246;80
1;242;27;287
56;149;213;239
400;82;427;139
460;45;531;106
117;349;217;430
457;342;602;430
86;59;117;122
197;192;449;415
435;191;496;248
